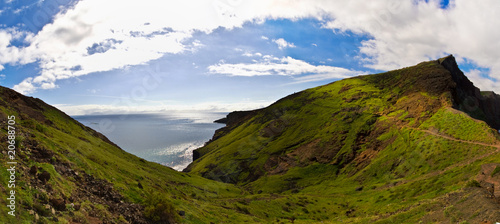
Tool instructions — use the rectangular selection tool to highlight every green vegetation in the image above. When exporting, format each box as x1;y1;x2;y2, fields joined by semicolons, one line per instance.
419;108;498;144
2;56;500;223
143;191;180;223
491;166;500;177
186;57;500;223
0;88;251;223
465;180;481;188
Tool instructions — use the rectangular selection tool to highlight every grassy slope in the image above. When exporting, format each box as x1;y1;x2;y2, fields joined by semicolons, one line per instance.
188;60;452;181
187;59;500;223
0;88;259;223
1;58;499;223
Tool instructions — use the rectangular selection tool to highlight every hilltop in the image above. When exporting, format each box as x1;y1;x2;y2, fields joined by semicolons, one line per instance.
2;55;500;223
186;55;500;183
186;55;500;222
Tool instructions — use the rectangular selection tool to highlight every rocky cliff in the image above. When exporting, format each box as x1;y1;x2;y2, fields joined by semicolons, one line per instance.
439;55;500;129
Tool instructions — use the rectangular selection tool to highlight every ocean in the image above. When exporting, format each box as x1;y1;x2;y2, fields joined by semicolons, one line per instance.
73;112;226;171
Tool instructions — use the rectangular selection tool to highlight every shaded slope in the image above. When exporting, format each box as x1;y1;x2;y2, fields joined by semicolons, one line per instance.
0;86;254;223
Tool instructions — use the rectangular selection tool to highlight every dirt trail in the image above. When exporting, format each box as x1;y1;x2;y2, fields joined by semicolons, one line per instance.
418;128;499;148
387;127;500;188
476;163;500;199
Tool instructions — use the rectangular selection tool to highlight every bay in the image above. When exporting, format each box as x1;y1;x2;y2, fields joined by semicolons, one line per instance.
73;111;226;171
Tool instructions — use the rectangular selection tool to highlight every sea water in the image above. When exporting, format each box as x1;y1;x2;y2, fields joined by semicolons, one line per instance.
73;112;226;171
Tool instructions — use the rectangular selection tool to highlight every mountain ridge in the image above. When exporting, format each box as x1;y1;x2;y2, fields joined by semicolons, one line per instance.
186;55;500;182
3;55;500;223
183;55;500;222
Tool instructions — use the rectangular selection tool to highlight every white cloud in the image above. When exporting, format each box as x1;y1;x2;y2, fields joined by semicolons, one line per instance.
242;52;263;57
13;7;25;14
54;101;273;116
0;64;4;71
319;0;500;82
261;35;269;40
3;0;500;93
0;28;30;65
465;70;500;92
40;82;58;89
6;0;323;94
273;38;296;50
290;73;354;84
13;78;35;94
208;55;361;82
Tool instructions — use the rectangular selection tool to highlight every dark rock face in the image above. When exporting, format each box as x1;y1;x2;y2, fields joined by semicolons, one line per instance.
214;110;259;125
178;210;185;216
38;171;51;184
30;166;38;175
69;173;149;223
192;150;201;161
480;93;500;129
50;198;66;211
440;55;500;129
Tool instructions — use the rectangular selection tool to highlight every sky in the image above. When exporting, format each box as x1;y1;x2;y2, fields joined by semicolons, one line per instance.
0;0;499;115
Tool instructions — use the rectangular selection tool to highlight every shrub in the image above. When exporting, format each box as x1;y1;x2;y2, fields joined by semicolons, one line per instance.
33;203;50;217
465;180;481;188
235;204;251;214
144;191;180;224
491;166;500;177
302;207;309;214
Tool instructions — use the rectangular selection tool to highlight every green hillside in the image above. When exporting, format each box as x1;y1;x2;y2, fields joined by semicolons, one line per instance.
2;55;500;223
186;55;500;223
0;86;255;223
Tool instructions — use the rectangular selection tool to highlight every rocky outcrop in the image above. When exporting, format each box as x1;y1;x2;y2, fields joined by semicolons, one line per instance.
25;142;149;223
480;92;500;129
439;55;500;129
214;110;259;125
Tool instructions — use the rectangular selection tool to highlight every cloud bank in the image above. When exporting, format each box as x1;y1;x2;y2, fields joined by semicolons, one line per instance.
208;55;361;81
1;0;500;93
54;100;273;116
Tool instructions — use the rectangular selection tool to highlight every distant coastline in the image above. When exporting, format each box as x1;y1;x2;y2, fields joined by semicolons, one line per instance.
73;112;226;170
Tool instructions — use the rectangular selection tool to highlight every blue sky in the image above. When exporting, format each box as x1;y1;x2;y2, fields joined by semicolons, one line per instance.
0;0;499;115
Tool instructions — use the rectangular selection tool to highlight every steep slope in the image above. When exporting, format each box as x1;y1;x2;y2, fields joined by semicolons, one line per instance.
186;55;500;222
439;56;500;129
186;55;495;183
3;55;500;223
0;86;257;223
